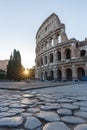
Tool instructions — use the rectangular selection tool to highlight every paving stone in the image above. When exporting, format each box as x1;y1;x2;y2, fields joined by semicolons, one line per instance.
61;116;85;124
74;111;87;119
0;102;10;107
0;116;23;127
23;94;35;98
0;107;8;112
39;97;56;103
80;107;87;112
8;108;25;113
21;98;38;105
73;101;87;107
10;103;27;108
57;108;72;116
37;111;60;122
74;124;87;130
24;116;42;129
21;112;33;117
0;112;16;118
27;107;40;113
40;105;60;110
43;122;70;130
62;103;79;110
57;98;74;103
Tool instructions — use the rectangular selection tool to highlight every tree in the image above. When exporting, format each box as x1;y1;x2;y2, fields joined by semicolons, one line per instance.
28;66;35;79
7;49;23;81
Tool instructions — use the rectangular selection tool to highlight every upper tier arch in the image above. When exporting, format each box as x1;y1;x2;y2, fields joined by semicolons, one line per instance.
36;13;68;43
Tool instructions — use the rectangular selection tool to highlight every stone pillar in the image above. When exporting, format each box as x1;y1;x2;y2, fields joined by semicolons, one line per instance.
85;63;87;76
54;50;58;63
47;39;51;49
72;65;77;81
62;66;66;81
61;48;65;61
53;35;58;46
54;68;58;82
47;54;50;65
71;43;76;59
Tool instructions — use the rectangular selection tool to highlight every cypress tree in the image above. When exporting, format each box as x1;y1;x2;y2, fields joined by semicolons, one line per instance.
7;49;23;81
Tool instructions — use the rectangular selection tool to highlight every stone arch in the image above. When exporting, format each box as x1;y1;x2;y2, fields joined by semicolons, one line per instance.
51;38;54;46
65;48;71;59
57;50;61;61
44;71;48;80
49;70;54;80
41;57;43;66
66;68;72;81
57;69;62;81
49;53;53;63
44;56;47;64
80;50;86;57
77;67;85;80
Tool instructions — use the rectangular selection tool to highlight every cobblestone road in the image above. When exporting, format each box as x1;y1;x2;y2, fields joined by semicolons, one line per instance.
0;82;87;130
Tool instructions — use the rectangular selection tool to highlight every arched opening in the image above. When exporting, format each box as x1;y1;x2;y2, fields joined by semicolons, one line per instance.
44;56;47;64
77;67;85;80
41;72;43;80
41;57;43;66
57;69;62;81
66;68;72;81
58;35;61;43
50;53;53;63
80;50;86;57
57;51;61;61
65;49;71;59
49;70;54;80
51;38;54;46
44;71;48;80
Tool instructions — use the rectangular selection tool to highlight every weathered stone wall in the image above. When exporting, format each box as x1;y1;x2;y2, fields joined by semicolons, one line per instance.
35;13;87;81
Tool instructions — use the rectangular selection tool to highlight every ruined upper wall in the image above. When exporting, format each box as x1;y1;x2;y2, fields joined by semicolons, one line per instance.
36;13;64;43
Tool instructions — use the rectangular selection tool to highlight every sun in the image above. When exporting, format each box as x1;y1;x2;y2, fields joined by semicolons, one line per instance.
24;69;29;75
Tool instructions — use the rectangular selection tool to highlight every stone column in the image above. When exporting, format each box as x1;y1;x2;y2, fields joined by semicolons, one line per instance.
54;68;58;82
61;48;65;61
54;50;58;63
53;35;57;46
47;39;51;49
62;66;66;81
85;63;87;76
71;43;76;59
72;64;77;81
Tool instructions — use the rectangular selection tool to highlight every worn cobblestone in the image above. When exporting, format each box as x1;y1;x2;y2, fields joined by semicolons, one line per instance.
0;82;87;130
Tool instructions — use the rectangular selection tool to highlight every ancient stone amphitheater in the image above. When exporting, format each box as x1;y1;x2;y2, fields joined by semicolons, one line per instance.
35;13;87;81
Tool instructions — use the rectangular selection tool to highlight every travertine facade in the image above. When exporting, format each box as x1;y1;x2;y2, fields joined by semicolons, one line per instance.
35;13;87;81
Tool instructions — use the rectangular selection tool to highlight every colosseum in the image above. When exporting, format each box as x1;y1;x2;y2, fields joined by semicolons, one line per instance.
35;13;87;82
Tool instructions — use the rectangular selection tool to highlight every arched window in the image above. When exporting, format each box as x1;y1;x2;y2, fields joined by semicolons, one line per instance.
77;67;85;80
45;56;47;64
50;70;54;80
44;71;48;80
80;50;86;57
41;58;43;66
65;49;71;59
66;68;72;81
50;53;53;63
57;69;62;81
58;35;61;43
57;51;61;61
51;38;54;46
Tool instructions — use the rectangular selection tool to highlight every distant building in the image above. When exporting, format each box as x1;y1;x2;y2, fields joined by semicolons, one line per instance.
0;60;8;71
35;13;87;81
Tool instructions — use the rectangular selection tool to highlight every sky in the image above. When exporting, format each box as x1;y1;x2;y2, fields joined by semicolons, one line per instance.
0;0;87;68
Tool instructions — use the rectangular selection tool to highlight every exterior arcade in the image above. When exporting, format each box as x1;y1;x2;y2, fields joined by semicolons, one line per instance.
35;13;87;81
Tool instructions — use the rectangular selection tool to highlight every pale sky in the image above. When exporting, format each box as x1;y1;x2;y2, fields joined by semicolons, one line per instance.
0;0;87;68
